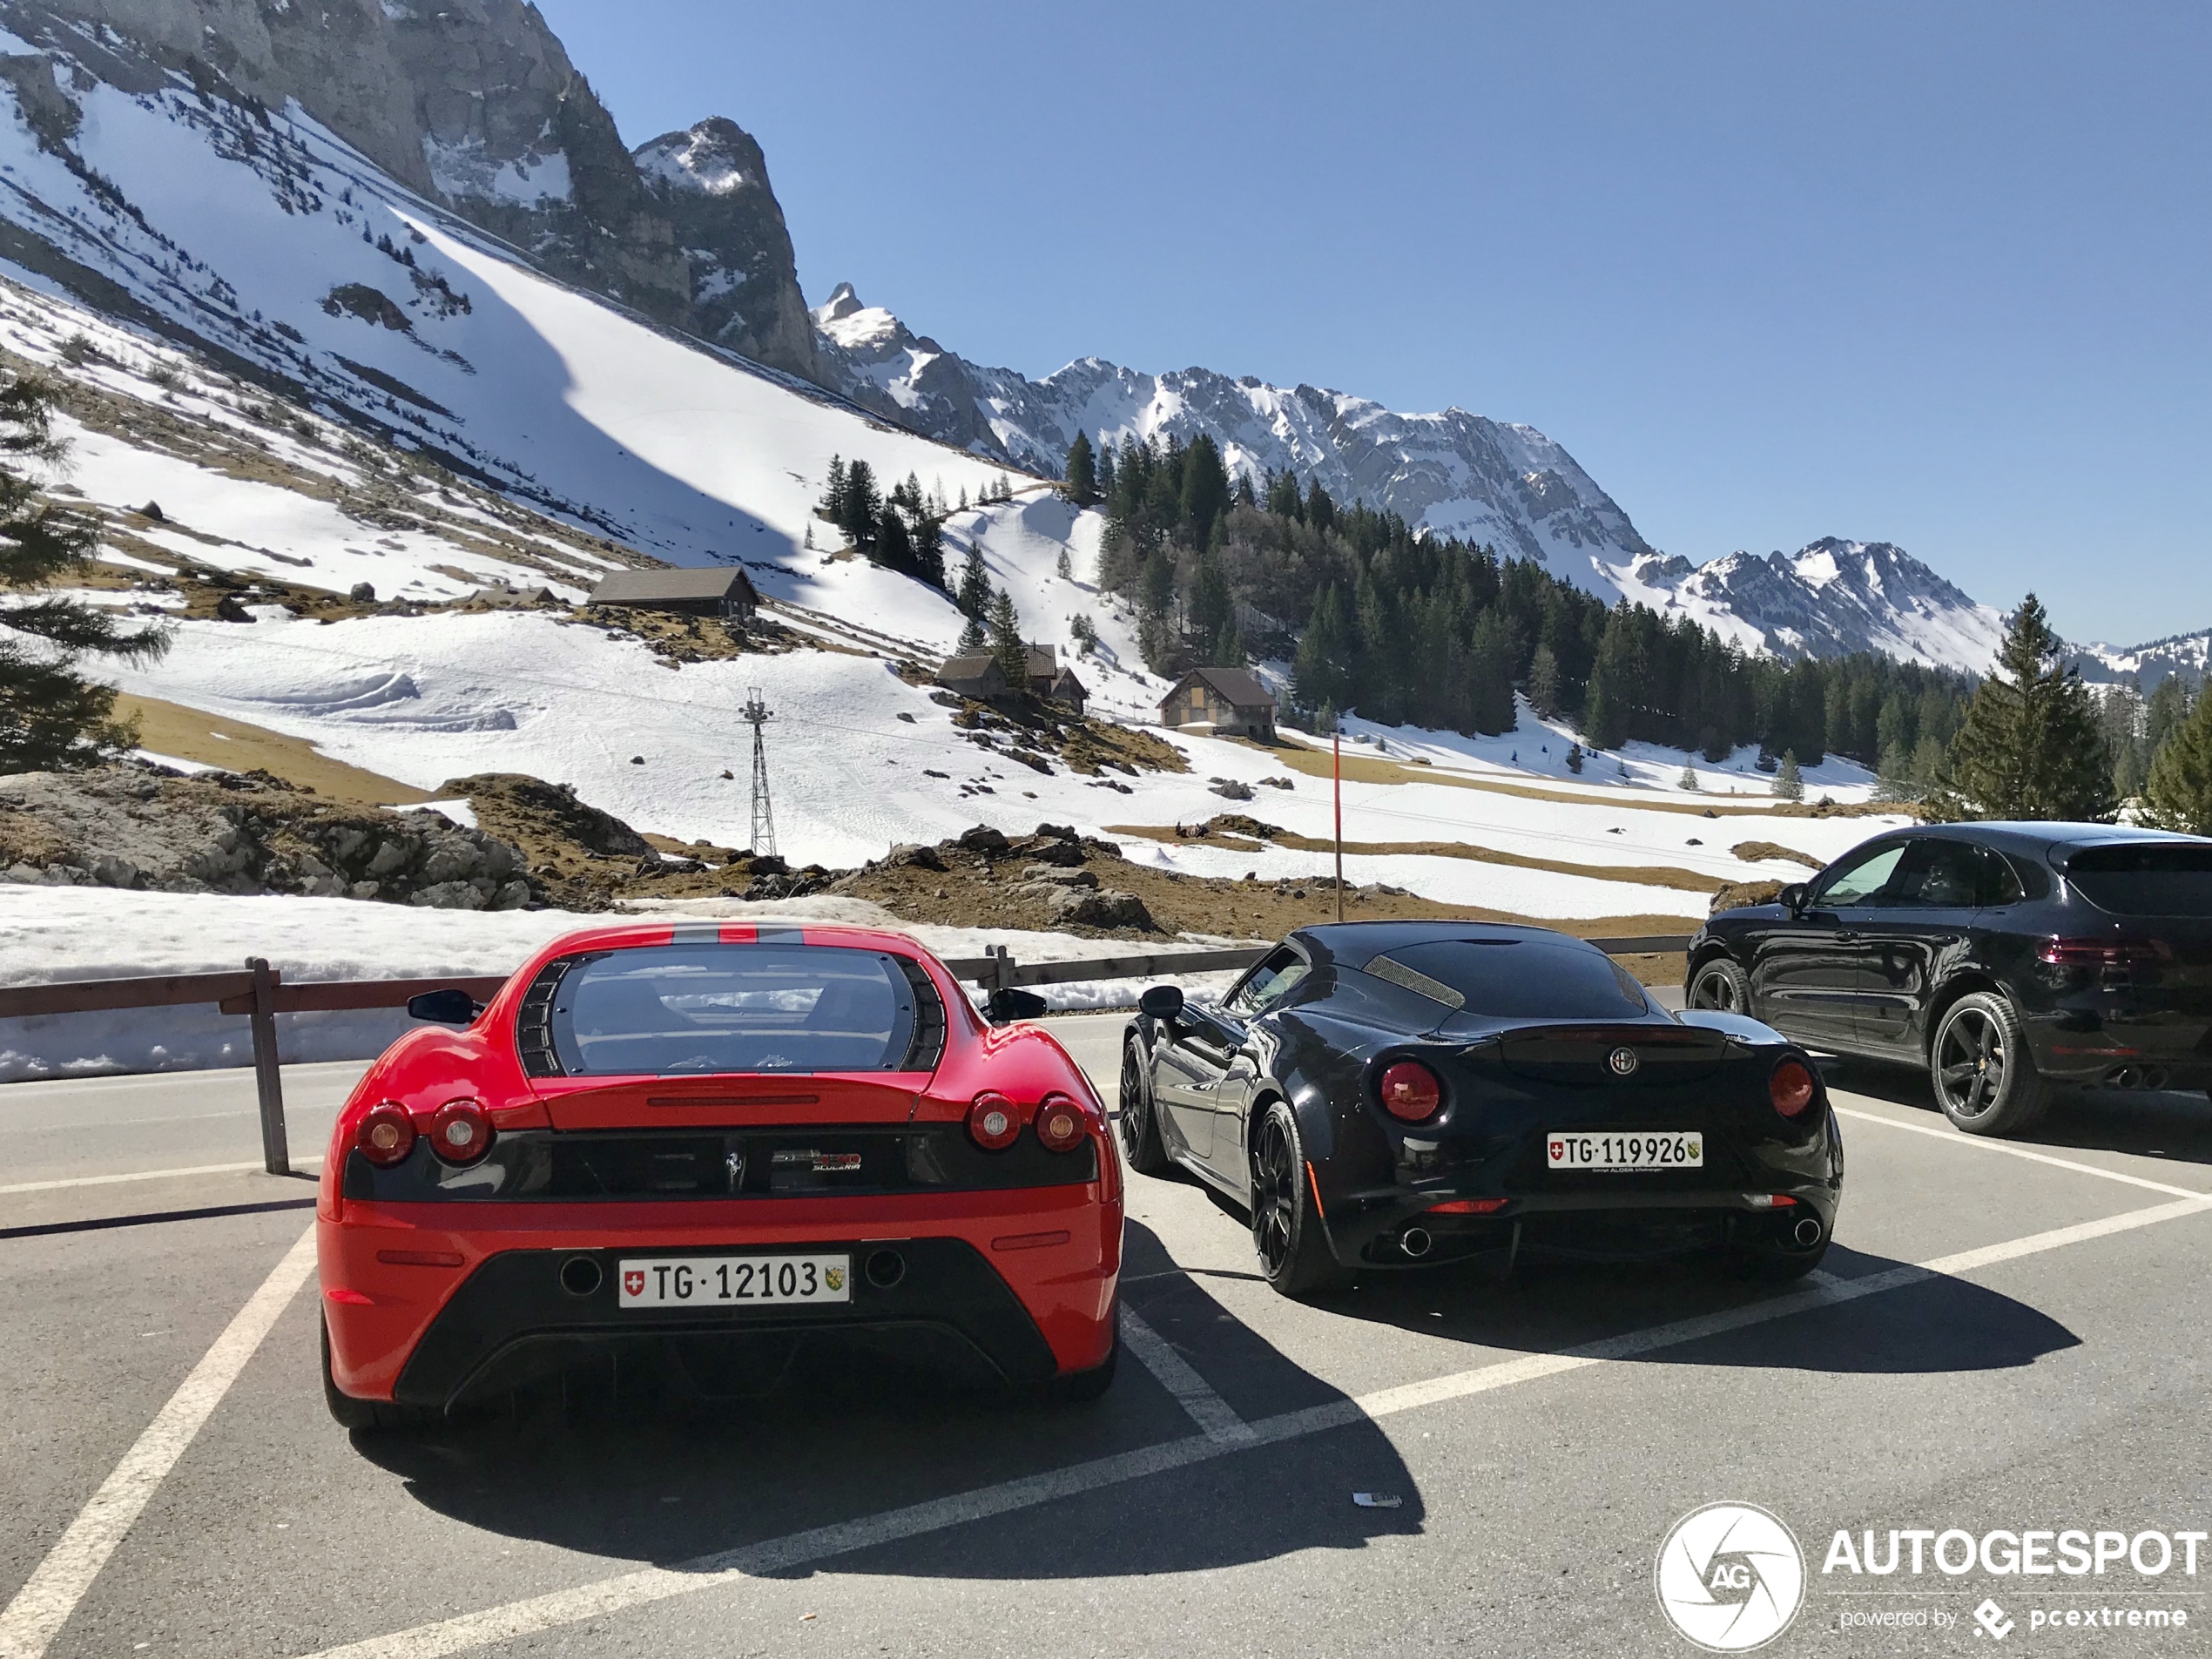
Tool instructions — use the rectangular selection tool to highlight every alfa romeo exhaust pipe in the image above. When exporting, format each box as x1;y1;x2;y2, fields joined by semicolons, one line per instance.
1399;1225;1433;1259
1792;1217;1824;1249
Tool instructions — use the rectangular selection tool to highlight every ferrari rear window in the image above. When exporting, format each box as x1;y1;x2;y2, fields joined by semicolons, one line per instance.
2066;845;2212;917
1365;939;1649;1020
547;946;924;1075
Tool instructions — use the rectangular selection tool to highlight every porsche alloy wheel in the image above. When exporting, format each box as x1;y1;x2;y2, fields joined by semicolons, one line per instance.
1118;1040;1170;1175
1689;957;1751;1015
1250;1103;1346;1298
1931;991;2050;1136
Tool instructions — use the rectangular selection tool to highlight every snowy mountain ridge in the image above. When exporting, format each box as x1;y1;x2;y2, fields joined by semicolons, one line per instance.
812;286;2009;673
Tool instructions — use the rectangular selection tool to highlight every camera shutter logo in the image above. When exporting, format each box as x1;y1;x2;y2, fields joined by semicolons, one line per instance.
1654;1502;1805;1652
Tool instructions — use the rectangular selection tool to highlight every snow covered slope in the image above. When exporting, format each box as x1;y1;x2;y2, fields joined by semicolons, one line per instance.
2071;628;2210;693
814;287;2006;672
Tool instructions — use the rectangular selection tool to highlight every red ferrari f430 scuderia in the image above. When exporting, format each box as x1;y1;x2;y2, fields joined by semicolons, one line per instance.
316;922;1122;1427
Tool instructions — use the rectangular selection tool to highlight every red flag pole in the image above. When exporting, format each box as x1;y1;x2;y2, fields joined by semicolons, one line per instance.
1333;728;1345;924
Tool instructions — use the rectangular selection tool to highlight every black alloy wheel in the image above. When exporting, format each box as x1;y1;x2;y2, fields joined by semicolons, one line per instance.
1117;1040;1170;1175
1930;991;2050;1136
1688;957;1752;1015
1250;1102;1346;1298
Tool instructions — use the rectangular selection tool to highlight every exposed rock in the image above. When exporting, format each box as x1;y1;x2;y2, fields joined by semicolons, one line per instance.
1207;778;1255;801
0;763;541;907
1020;864;1097;889
880;842;946;873
956;825;1010;854
1710;880;1787;914
1049;888;1154;930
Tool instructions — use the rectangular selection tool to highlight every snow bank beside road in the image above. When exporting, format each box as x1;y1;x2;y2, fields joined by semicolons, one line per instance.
0;888;1245;1081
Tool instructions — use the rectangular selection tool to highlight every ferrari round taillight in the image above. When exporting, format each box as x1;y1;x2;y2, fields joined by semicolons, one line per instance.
968;1092;1021;1151
1770;1058;1817;1119
428;1097;493;1165
1378;1060;1443;1123
355;1102;415;1167
1035;1094;1085;1153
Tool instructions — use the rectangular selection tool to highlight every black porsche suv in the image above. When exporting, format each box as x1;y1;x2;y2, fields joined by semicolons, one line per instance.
1685;823;2212;1136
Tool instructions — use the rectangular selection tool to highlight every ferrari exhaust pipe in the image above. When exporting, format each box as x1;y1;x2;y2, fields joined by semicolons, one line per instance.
1792;1217;1824;1249
864;1248;907;1290
1399;1226;1433;1259
2110;1065;2142;1089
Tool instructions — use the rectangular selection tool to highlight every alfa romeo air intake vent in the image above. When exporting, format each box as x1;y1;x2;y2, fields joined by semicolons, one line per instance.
1364;954;1467;1010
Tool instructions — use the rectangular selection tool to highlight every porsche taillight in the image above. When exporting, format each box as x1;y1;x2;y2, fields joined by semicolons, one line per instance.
1378;1061;1443;1123
1035;1094;1085;1153
355;1102;415;1167
967;1092;1020;1151
1770;1058;1817;1119
428;1097;493;1165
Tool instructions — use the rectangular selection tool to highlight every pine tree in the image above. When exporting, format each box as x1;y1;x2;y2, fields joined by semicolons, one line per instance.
955;541;990;621
2140;683;2212;833
1527;642;1561;718
2145;674;2191;757
957;612;988;655
0;376;169;770
1774;750;1804;801
1069;612;1096;654
1062;432;1096;507
819;455;846;523
1939;594;2114;821
837;458;880;549
1292;583;1354;718
1055;546;1071;581
873;505;913;574
1188;548;1231;659
1095;441;1115;502
1565;740;1582;774
988;588;1026;689
1468;607;1516;734
1679;761;1701;792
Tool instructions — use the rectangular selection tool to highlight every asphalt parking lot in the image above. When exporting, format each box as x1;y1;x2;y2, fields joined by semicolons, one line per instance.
3;1018;2210;1658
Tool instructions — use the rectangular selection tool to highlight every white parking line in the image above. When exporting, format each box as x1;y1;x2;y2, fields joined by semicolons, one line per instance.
1831;1105;2211;1199
0;1223;318;1659
293;1190;2212;1659
1119;1307;1256;1444
0;1157;321;1197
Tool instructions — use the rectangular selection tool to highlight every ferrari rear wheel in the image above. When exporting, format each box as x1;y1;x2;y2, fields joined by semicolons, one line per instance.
1931;991;2050;1136
1688;956;1751;1015
1118;1038;1170;1176
321;1316;441;1434
1250;1102;1347;1298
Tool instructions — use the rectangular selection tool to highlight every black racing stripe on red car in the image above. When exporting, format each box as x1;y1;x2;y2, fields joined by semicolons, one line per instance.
752;927;805;944
669;925;720;945
0;1197;317;1240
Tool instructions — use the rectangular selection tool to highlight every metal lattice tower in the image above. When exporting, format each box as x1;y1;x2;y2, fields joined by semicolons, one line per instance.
742;687;778;860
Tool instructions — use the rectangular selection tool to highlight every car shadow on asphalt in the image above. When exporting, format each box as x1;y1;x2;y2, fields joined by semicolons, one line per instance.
349;1218;1424;1575
1817;1055;2212;1167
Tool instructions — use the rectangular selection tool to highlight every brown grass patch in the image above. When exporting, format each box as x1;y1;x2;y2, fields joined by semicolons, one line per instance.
1104;823;1724;894
115;692;432;805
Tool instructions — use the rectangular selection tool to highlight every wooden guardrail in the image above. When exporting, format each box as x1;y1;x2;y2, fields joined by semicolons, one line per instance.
0;934;1695;1178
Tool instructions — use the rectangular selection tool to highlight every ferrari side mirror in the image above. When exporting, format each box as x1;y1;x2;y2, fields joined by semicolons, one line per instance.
406;988;480;1025
984;988;1048;1025
1139;985;1184;1022
1777;883;1809;915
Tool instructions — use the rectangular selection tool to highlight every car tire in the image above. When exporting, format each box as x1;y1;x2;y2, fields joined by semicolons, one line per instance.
1117;1037;1170;1176
321;1316;440;1434
1250;1101;1348;1299
1930;991;2050;1136
1688;955;1753;1015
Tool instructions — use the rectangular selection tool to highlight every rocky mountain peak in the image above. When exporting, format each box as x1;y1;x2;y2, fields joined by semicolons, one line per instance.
0;0;820;382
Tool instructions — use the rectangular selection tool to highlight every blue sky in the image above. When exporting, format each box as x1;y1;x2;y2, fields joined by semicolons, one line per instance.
536;1;2210;646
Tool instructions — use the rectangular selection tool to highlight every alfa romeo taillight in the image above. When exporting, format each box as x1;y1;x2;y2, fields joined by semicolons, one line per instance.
968;1092;1020;1151
1770;1058;1817;1118
1034;1094;1086;1153
355;1102;415;1167
428;1097;493;1165
1378;1060;1443;1123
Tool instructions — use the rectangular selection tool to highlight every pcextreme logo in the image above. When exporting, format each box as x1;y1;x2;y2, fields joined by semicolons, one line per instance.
1655;1502;1807;1652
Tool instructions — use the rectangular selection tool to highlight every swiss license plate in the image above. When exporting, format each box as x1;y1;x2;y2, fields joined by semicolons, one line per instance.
617;1254;851;1307
1546;1131;1703;1171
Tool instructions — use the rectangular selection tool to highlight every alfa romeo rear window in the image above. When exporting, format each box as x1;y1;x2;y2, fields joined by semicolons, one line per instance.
2066;845;2212;917
548;946;925;1075
1364;939;1649;1020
